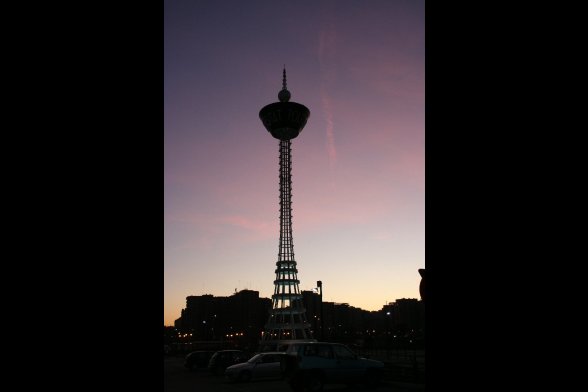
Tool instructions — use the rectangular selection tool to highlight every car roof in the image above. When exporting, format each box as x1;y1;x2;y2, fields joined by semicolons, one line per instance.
257;351;286;355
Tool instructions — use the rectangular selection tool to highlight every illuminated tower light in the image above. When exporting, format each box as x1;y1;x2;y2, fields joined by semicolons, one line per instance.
259;68;313;345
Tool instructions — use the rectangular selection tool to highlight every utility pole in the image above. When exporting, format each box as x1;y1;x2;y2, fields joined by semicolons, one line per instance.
317;280;323;340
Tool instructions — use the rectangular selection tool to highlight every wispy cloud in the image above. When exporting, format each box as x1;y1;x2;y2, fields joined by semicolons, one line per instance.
373;231;394;241
220;215;274;240
165;212;275;248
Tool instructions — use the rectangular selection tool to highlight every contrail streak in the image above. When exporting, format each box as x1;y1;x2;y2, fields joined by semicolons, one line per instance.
318;27;337;168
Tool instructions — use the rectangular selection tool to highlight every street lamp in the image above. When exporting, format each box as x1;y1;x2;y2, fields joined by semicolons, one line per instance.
317;281;323;341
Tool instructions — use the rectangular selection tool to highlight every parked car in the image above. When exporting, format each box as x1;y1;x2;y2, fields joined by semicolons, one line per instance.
208;350;251;375
258;339;316;353
283;342;385;391
184;351;215;371
225;352;287;382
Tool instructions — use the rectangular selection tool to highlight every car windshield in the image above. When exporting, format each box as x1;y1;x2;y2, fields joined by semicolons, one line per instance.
248;354;263;363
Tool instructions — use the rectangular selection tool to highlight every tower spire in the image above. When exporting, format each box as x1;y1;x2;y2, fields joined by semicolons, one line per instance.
278;67;291;102
282;66;287;90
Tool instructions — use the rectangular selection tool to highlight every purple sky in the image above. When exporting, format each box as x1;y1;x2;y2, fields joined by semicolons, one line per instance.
164;0;424;326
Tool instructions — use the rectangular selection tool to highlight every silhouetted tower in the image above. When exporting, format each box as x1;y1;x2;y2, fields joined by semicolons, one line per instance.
259;69;313;347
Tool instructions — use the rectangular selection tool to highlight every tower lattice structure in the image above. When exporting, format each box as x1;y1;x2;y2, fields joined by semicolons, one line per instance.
259;69;313;345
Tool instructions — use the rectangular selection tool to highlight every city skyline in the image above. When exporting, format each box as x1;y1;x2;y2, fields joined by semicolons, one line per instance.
171;289;424;347
175;288;422;322
164;0;425;326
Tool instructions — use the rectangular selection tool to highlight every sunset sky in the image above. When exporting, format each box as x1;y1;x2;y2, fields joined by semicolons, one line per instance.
164;0;424;326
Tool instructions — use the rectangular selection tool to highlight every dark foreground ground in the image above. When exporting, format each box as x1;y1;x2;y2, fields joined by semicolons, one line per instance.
164;350;425;392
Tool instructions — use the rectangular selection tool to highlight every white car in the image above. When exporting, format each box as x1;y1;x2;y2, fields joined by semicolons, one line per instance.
224;352;287;382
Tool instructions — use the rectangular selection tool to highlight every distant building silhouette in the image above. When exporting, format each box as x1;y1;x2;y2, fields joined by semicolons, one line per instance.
174;290;271;347
381;298;425;334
